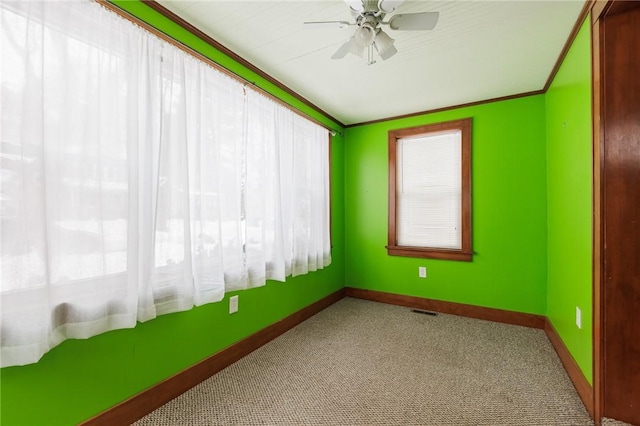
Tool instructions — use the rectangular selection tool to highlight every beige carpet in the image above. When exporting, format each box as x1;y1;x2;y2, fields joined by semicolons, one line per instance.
135;297;597;425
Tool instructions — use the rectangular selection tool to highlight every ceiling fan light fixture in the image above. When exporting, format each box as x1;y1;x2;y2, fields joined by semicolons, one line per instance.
354;24;376;48
374;29;397;60
349;42;366;58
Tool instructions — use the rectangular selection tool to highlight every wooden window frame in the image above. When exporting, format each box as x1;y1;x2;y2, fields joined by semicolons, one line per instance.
387;118;473;261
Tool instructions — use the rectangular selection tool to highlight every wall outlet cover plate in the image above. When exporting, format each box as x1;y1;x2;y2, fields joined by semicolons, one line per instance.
230;295;239;314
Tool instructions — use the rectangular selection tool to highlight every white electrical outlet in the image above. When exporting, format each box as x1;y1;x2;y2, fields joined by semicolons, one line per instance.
576;306;581;329
229;295;239;314
419;266;427;278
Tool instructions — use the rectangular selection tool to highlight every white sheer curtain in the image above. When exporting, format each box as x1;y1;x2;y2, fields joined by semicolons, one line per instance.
0;0;331;367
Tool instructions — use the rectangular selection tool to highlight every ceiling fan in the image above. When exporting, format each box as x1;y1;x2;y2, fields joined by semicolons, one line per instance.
304;0;439;65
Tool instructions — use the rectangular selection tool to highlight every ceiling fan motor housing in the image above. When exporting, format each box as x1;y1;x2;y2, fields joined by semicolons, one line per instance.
348;0;402;14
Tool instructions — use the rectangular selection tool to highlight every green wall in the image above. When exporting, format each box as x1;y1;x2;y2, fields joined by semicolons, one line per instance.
344;95;549;315
0;2;595;424
0;272;346;425
343;15;593;382
545;17;593;383
0;2;345;425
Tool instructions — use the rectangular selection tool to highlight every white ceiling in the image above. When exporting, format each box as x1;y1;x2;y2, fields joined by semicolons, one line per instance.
157;0;586;126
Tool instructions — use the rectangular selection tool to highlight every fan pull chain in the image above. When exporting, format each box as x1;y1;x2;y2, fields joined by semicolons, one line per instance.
367;45;376;66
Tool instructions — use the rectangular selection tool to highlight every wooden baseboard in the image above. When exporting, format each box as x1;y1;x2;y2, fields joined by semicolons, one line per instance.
81;288;346;426
82;287;594;424
345;287;546;329
544;319;594;418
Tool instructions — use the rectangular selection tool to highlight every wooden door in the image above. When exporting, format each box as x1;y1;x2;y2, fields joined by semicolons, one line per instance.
601;5;640;425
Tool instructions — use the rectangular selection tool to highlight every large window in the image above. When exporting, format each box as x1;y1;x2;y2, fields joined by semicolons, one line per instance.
387;118;472;261
0;0;331;367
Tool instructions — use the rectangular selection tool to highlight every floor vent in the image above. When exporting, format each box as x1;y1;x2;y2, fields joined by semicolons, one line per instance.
411;309;438;316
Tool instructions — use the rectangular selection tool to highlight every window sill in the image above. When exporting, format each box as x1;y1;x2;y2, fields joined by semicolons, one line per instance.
386;245;473;262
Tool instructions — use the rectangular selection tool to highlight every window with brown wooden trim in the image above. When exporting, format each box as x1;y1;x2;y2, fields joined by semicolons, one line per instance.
387;118;472;261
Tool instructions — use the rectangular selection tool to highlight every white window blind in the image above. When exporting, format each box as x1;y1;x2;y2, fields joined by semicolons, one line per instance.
396;131;462;249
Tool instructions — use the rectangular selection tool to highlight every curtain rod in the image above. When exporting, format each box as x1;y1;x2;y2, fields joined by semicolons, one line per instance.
96;0;344;137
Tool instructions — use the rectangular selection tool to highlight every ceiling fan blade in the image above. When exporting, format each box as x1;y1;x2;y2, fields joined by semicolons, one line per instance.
378;0;404;14
331;37;356;59
388;12;439;31
344;0;364;12
304;21;352;29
